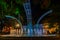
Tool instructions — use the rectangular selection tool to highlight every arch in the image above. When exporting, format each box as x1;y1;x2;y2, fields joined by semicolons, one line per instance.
5;15;22;28
37;10;53;24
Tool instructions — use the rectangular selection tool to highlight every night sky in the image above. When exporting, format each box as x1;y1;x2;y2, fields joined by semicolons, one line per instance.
0;0;60;25
31;0;60;24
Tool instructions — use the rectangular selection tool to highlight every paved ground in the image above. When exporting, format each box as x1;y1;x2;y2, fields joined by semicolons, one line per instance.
0;34;56;37
0;37;60;40
0;35;60;40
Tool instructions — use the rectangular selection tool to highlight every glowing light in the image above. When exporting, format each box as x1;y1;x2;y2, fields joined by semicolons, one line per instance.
27;28;33;36
16;24;20;28
10;29;16;35
43;23;50;29
43;22;59;34
23;0;32;27
37;10;53;24
5;15;22;27
34;24;43;35
5;15;23;36
23;1;33;36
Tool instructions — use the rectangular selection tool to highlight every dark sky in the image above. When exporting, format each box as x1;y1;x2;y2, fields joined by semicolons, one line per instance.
0;0;60;25
31;0;60;24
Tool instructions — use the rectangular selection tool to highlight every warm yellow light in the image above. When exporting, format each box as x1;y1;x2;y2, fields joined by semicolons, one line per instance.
43;22;49;29
16;24;20;27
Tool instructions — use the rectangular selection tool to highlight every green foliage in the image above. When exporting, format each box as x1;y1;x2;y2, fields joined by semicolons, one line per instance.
15;8;20;15
0;0;8;10
0;0;25;18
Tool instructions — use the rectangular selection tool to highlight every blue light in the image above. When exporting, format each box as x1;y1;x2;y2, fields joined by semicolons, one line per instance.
34;24;43;35
27;28;33;36
34;29;43;36
37;10;53;24
5;15;22;27
23;0;32;27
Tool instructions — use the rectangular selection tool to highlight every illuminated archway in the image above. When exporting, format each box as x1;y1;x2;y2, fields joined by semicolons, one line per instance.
4;15;23;35
33;10;53;35
37;10;53;24
5;15;22;28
